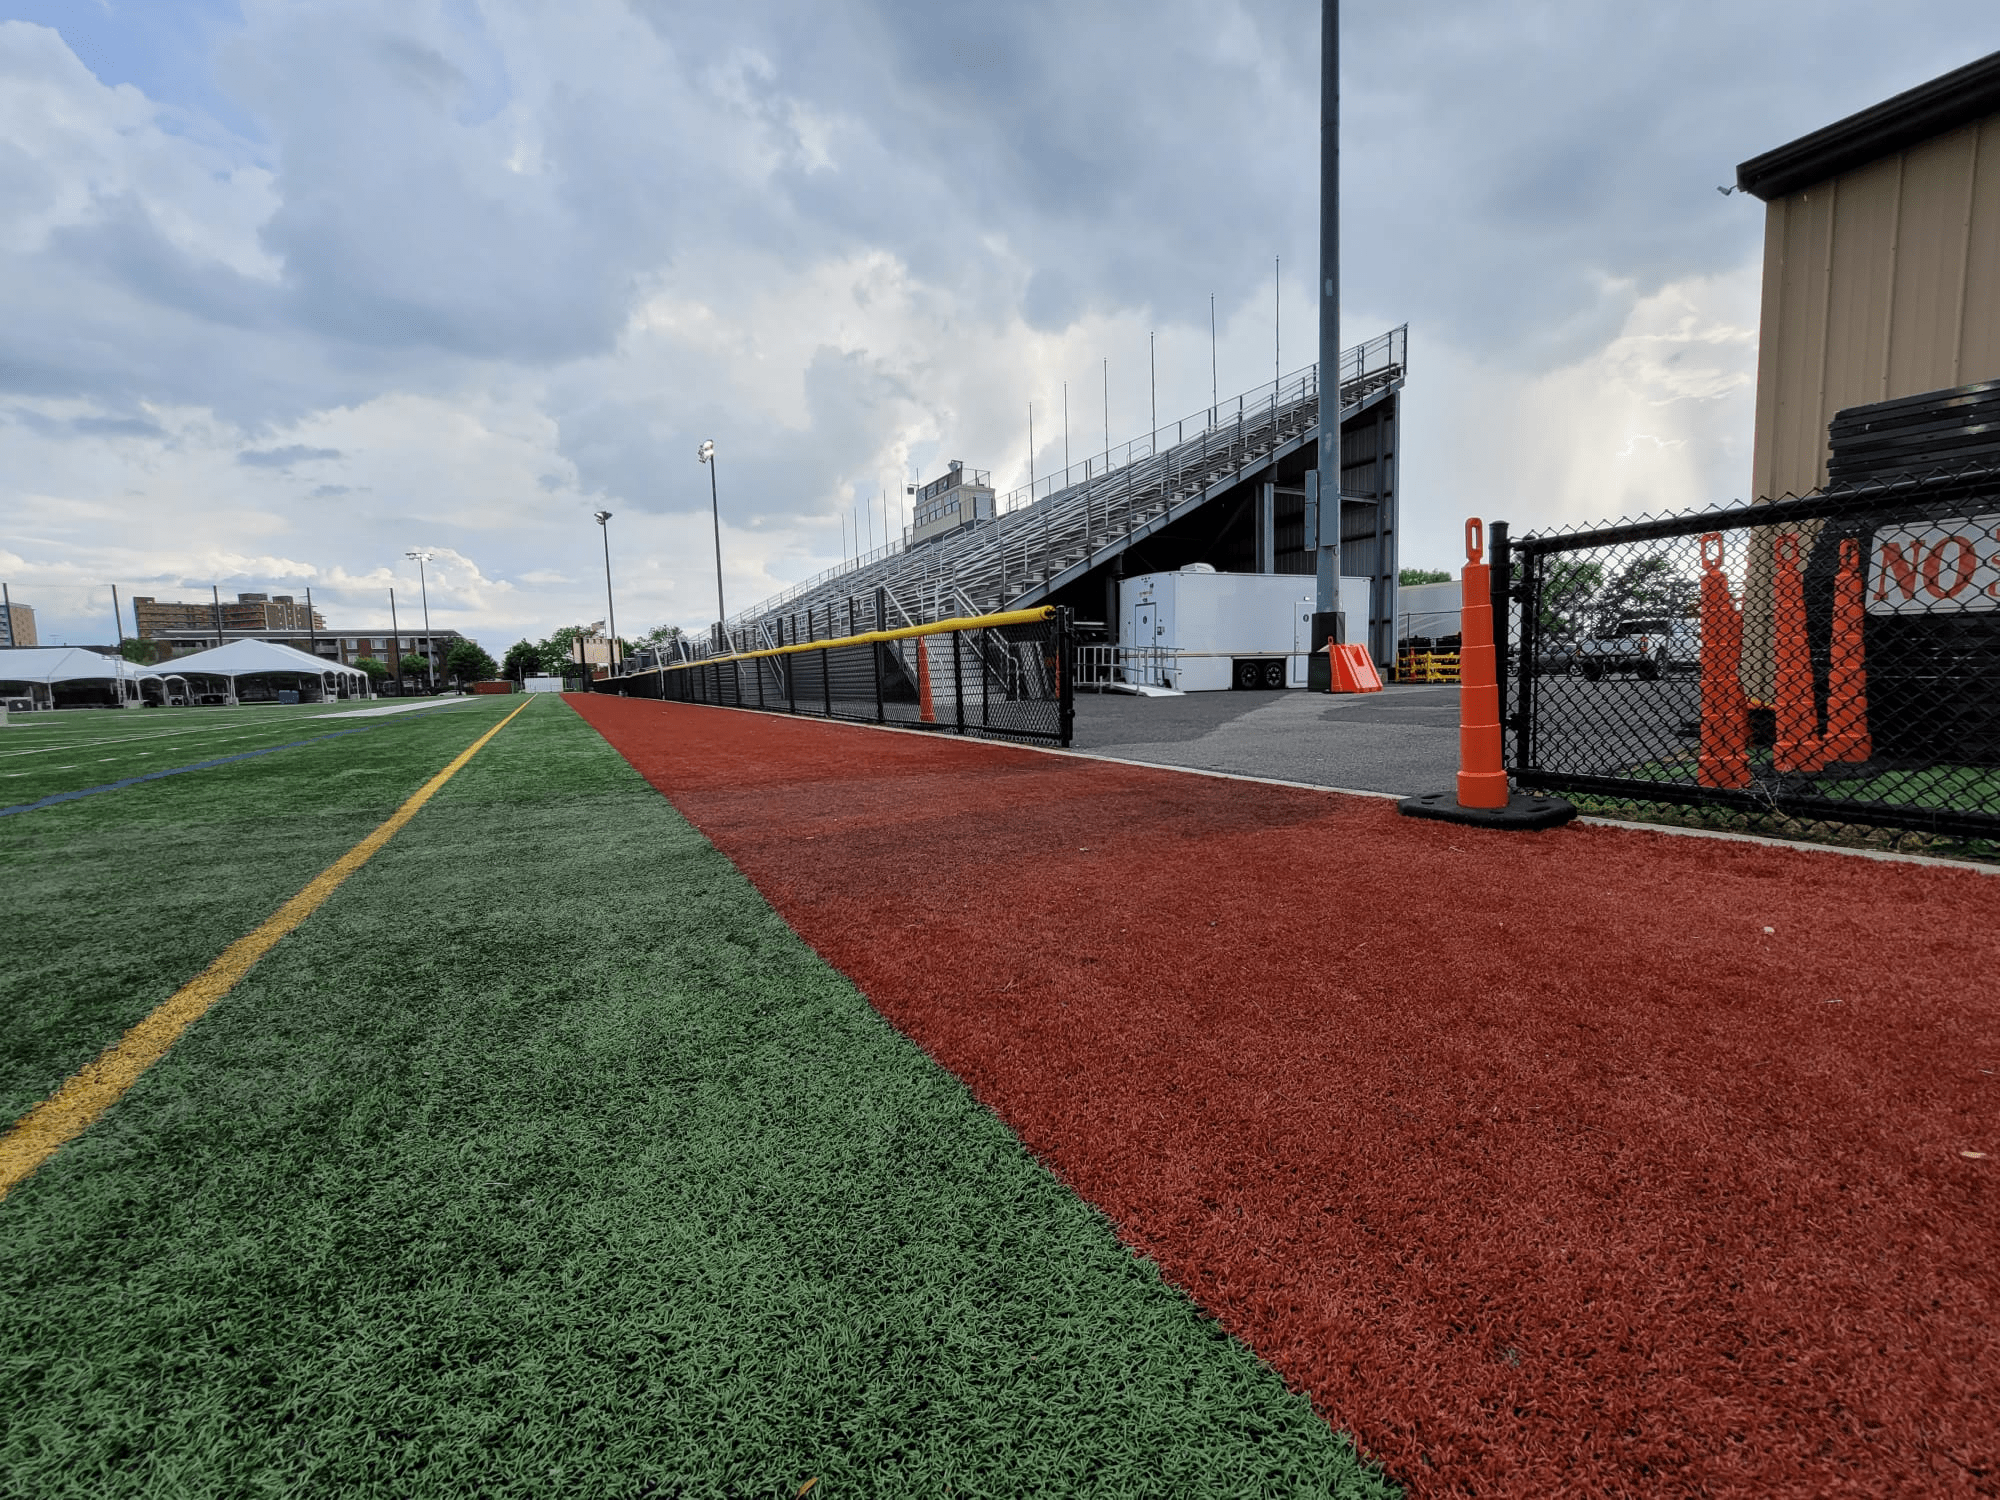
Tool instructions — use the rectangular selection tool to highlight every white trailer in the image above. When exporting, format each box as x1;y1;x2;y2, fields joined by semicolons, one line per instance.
1116;567;1373;691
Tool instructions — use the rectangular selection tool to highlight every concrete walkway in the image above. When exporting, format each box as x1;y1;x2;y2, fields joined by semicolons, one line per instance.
1068;684;1460;797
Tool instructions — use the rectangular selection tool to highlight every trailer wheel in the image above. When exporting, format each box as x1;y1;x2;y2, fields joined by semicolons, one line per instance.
1233;660;1263;690
1262;660;1285;689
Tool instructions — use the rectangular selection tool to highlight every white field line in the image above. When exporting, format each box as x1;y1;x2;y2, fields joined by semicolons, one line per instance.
311;698;480;720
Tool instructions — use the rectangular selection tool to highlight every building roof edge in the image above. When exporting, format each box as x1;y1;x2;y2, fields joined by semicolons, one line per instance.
1737;50;2000;201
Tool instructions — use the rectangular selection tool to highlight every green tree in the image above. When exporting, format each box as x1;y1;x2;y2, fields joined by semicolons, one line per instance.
502;639;541;682
1593;552;1689;632
119;637;159;665
353;656;390;685
400;652;430;686
445;639;499;684
1535;559;1605;639
536;626;588;676
1398;568;1452;586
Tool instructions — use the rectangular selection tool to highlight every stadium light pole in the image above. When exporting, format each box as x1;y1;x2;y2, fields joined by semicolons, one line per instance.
697;440;725;650
1313;0;1344;646
592;511;619;675
405;550;434;690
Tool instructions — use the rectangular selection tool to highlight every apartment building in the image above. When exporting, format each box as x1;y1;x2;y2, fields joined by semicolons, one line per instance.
132;592;327;638
0;600;36;647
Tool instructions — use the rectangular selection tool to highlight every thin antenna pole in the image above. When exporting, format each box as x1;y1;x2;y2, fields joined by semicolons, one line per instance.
1149;332;1157;452
1;581;11;648
110;584;122;647
1063;381;1069;482
1210;293;1218;423
1275;256;1281;388
1103;357;1109;461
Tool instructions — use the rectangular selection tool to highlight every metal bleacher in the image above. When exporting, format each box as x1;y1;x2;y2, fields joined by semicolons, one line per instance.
672;325;1406;660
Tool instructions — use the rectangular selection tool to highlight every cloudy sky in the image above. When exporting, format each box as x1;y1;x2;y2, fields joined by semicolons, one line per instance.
3;1;1995;651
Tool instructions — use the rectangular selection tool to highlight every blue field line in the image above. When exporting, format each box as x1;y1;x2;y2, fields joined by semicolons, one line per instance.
0;722;391;819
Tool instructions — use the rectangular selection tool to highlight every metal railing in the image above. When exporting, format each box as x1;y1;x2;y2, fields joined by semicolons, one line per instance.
1502;463;2000;848
692;327;1406;656
596;606;1075;747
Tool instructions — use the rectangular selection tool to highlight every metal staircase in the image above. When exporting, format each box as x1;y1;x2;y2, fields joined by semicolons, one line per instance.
679;326;1404;659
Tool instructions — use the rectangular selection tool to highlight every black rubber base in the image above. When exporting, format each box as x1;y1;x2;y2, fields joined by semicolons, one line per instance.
1396;790;1578;830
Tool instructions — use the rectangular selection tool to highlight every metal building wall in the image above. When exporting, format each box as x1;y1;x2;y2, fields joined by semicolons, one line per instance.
1751;110;2000;501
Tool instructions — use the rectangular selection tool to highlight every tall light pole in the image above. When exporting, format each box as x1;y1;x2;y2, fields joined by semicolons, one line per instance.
405;550;434;689
697;440;725;649
592;511;619;674
1315;0;1343;641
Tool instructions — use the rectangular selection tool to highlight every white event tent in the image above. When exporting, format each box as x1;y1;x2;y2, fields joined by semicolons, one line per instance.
0;646;184;711
154;639;370;705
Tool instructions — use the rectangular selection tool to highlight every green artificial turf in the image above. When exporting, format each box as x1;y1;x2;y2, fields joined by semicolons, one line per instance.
0;698;520;1123
0;700;482;809
0;697;1396;1497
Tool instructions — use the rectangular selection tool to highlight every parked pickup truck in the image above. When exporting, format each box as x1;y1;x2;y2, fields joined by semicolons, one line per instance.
1573;616;1698;680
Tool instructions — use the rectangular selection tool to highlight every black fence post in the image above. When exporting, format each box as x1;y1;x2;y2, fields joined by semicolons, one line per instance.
954;631;966;734
1057;608;1075;747
1515;540;1541;775
822;646;832;718
1490;520;1512;766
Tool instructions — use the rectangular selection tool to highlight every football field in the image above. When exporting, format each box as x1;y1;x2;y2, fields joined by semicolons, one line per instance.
1;695;1389;1498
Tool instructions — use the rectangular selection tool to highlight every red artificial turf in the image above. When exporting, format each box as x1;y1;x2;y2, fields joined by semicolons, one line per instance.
570;696;1999;1498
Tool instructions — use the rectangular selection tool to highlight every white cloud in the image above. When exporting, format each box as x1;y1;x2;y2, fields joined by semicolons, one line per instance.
1;0;1995;647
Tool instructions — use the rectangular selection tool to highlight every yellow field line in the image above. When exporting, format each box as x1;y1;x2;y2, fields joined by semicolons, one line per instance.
0;696;535;1202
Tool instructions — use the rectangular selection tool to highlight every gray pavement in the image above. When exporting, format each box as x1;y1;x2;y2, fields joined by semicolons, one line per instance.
1068;684;1461;796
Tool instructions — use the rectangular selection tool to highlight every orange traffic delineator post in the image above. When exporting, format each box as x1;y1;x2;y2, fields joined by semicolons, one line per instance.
1771;533;1824;774
1820;536;1873;765
1455;518;1509;810
1327;642;1384;693
916;637;937;724
1696;532;1751;789
1398;518;1575;830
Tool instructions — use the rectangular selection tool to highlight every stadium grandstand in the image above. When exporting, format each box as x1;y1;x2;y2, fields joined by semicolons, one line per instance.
631;327;1405;678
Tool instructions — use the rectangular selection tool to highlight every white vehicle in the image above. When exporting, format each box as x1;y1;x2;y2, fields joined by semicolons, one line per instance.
1116;567;1372;691
1574;615;1701;679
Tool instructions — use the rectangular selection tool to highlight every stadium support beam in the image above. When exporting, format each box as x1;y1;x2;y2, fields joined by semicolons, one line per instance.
1314;0;1341;636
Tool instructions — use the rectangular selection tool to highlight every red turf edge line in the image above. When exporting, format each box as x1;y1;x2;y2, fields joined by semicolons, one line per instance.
569;695;2000;1499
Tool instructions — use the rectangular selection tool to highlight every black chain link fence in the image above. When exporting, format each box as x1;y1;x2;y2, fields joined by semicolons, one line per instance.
1501;464;2000;860
595;609;1075;748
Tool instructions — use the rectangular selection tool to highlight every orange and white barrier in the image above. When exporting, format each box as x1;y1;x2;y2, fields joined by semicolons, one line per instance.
1326;642;1383;693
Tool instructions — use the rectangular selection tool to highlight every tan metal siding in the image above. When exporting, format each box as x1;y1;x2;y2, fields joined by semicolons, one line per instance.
1888;129;1974;396
1749;109;2000;501
1961;116;2000;383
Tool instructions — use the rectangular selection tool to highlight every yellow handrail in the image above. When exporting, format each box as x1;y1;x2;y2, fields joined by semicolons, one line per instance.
655;605;1058;671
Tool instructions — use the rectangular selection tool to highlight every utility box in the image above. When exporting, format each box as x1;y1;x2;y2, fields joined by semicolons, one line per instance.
1117;567;1371;691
